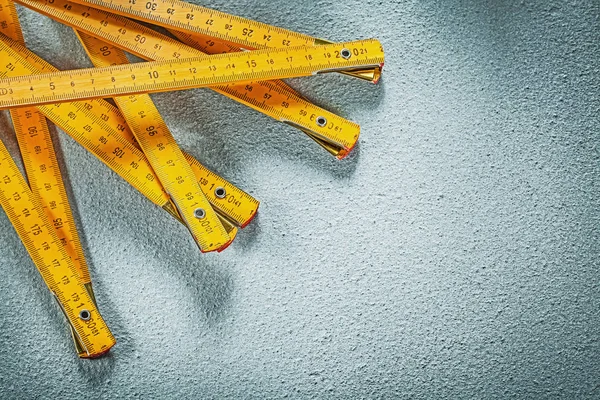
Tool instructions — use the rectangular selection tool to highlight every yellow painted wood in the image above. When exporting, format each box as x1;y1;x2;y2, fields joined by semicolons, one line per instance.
0;139;116;357
62;0;381;82
13;0;369;157
0;38;384;109
76;31;231;253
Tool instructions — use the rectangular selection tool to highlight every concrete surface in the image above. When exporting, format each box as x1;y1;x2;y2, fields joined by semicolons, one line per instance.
0;0;599;398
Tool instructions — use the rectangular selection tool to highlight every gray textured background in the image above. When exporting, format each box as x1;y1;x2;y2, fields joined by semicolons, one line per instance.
0;0;598;398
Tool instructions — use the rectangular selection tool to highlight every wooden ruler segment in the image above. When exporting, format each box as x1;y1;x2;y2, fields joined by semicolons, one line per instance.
76;30;231;253
0;32;258;228
183;153;256;229
170;30;361;158
11;108;93;287
13;0;363;158
0;39;384;108
169;30;379;82
65;0;381;82
0;0;23;42
0;137;116;357
1;0;92;287
0;32;173;206
1;4;257;229
75;31;259;229
1;0;96;356
82;96;258;229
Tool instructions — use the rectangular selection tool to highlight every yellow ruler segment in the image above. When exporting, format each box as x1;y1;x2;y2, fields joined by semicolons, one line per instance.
183;153;257;229
0;0;23;42
76;31;258;228
171;30;380;83
82;99;258;230
12;108;94;285
12;0;363;157
0;32;253;229
170;30;361;158
65;0;382;82
75;31;231;253
0;33;258;230
171;154;258;230
73;32;242;248
0;0;92;288
0;138;116;357
0;33;173;209
0;0;96;356
0;39;384;108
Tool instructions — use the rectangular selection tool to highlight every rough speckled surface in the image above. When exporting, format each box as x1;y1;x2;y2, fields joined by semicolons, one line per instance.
0;0;599;398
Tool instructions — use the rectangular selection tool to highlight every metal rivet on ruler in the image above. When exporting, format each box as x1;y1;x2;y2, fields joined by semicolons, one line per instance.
340;48;352;60
194;208;206;219
215;187;227;199
316;116;328;127
79;309;91;321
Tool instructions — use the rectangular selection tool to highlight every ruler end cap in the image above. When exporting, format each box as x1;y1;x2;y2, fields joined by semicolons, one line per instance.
240;208;259;229
372;64;384;85
216;229;238;252
78;345;114;359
